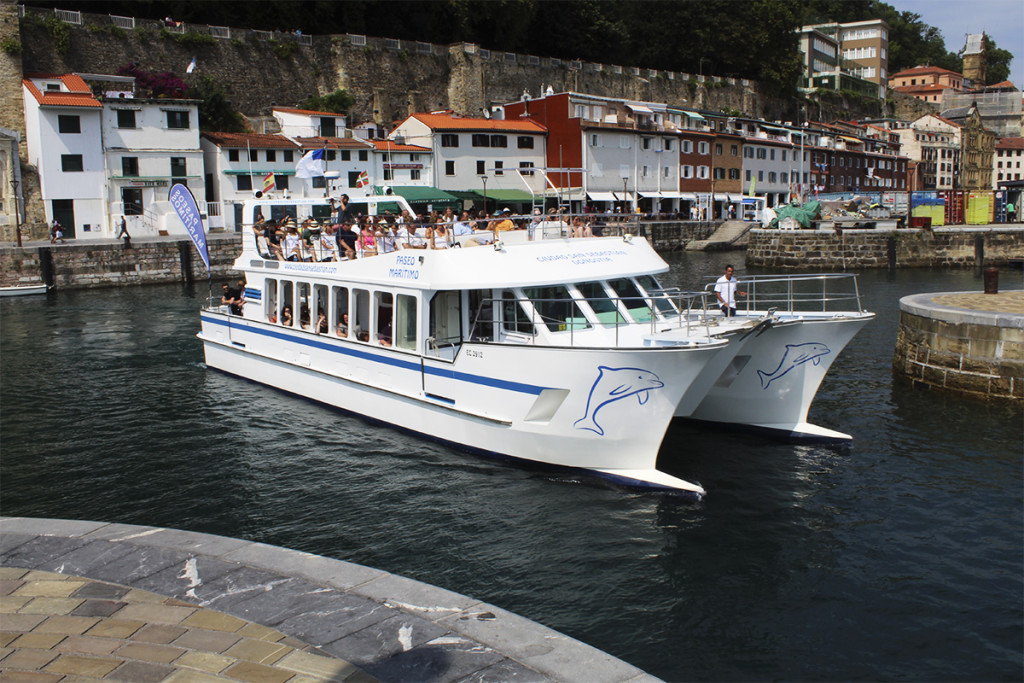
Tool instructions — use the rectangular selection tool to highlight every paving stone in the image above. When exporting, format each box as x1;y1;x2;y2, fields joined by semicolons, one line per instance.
170;627;242;653
173;650;235;673
31;615;99;637
130;555;239;602
275;649;365;680
107;659;176;682
131;623;188;644
12;580;87;598
122;588;174;604
0;519;108;539
275;593;393;647
361;633;504;683
320;613;447;668
0;632;18;646
55;635;122;655
43;653;121;677
0;670;63;683
238;622;287;643
221;578;351;628
0;568;29;581
70;599;125;618
0;532;35;556
81;545;190;587
1;537;87;570
0;613;46;631
115;602;196;625
0;595;32;612
186;566;297;612
181;609;248;633
1;647;59;669
19;597;86;616
223;543;383;591
352;573;479;622
0;579;24;596
163;669;227;683
223;660;294;683
70;582;130;600
83;619;145;639
80;523;162;544
118;528;251;558
114;642;186;664
223;637;292;665
460;657;553;683
33;541;137;578
9;633;65;650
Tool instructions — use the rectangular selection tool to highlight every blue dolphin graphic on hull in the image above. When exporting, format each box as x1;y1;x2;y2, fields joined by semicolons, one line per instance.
758;342;831;389
575;366;664;436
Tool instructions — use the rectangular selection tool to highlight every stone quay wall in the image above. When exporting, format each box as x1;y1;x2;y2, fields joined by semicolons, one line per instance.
893;293;1024;401
0;235;240;290
746;227;1024;269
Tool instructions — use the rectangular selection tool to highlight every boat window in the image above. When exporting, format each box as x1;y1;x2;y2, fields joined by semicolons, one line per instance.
607;278;652;322
576;281;626;328
429;291;462;347
281;281;294;326
270;205;297;223
297;282;312;330
524;286;591;333
635;275;676;316
265;278;278;323
396;294;416;351
334;287;350;337
468;289;494;341
375;292;394;347
313;284;329;334
353;289;370;342
502;291;534;335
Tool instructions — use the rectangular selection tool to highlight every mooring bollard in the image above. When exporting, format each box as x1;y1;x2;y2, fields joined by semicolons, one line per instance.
984;267;998;294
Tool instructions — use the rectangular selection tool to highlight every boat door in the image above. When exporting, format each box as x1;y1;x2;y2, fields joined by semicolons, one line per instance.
421;290;462;403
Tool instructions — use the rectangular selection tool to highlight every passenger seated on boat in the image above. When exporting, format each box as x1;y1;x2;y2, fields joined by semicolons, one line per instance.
380;224;398;253
428;225;450;249
221;283;243;315
453;211;474;237
299;305;311;329
314;308;329;334
397;225;427;249
336;223;358;259
280;306;293;326
377;321;392;346
283;222;303;261
337;313;349;337
262;223;285;261
317;224;336;261
571;216;593;238
357;223;377;257
493;208;516;232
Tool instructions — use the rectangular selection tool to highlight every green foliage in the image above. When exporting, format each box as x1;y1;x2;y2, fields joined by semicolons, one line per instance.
982;37;1012;84
299;88;355;114
188;75;246;133
1;37;22;56
271;39;298;59
87;23;126;39
44;15;70;54
134;27;150;43
230;37;244;48
160;28;215;47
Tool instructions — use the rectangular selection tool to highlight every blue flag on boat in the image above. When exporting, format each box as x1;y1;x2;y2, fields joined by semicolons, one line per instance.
169;183;210;270
295;148;326;179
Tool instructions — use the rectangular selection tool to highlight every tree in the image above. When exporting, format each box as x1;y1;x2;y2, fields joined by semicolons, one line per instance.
300;89;355;114
982;36;1013;84
189;75;246;133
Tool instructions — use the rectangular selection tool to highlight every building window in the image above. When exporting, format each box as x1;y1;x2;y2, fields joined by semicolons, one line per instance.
782;150;788;162
713;167;725;180
745;170;751;181
166;110;190;129
758;170;764;181
122;188;143;216
476;160;486;175
249;149;258;162
757;148;766;159
266;150;276;162
682;165;693;178
441;134;459;147
121;157;138;177
275;175;289;190
715;143;723;156
410;169;421;180
665;140;673;151
326;151;336;161
490;135;507;148
283;150;294;163
312;176;327;188
228;149;239;162
682;140;692;153
643;138;651;150
698;142;709;155
472;134;490;147
116;110;136;128
347;171;361;187
768;172;777;183
729;168;740;180
445;160;455;175
517;136;534;149
520;161;534;176
494;160;504;176
58;115;80;134
770;149;775;160
731;144;738;156
591;134;599;147
61;154;83;172
170;157;187;181
237;174;253;191
319;117;336;137
359;151;368;161
697;165;709;179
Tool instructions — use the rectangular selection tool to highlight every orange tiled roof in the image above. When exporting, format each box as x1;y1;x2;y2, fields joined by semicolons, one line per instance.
895;83;948;94
987;80;1019;91
294;136;373;150
370;140;431;152
406;112;547;133
891;65;962;78
202;132;299;149
273;107;345;117
996;137;1024;149
22;74;101;108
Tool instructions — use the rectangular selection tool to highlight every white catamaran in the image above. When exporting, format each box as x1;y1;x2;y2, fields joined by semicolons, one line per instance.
199;197;872;496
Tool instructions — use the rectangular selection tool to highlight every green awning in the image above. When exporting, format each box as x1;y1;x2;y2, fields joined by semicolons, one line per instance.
484;189;534;202
447;190;486;202
373;185;459;205
225;169;296;175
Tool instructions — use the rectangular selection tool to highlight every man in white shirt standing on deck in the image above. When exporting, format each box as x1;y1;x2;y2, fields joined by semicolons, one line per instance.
714;264;746;317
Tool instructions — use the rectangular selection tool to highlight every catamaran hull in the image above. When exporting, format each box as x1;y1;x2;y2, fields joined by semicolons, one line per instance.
675;314;873;440
200;312;727;494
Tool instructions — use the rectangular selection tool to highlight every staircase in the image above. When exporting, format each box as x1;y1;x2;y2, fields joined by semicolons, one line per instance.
686;220;754;251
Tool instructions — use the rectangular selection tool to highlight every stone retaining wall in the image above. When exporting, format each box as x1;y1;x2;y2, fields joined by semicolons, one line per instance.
746;227;1024;269
893;294;1023;401
0;235;240;289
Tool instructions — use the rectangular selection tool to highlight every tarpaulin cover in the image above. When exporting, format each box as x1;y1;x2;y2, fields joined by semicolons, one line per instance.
768;201;821;229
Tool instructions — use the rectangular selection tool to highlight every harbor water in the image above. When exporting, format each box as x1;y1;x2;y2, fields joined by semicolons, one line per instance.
1;252;1021;681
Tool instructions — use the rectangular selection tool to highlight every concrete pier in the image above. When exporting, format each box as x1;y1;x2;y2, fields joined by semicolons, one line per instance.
1;518;656;682
893;290;1024;400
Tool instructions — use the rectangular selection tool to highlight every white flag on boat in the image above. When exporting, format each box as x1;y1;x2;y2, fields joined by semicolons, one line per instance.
295;149;325;179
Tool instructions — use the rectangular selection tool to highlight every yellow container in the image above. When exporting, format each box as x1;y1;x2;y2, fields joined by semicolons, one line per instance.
911;204;945;226
966;191;993;224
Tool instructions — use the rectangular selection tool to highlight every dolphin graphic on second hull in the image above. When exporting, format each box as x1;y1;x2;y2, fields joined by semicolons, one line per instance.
574;366;664;436
757;342;831;388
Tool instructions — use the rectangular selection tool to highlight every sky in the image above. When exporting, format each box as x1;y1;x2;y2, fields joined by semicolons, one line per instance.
888;0;1024;87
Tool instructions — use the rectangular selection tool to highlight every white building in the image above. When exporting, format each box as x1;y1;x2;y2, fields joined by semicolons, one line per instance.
273;108;347;138
22;72;205;238
391;112;547;210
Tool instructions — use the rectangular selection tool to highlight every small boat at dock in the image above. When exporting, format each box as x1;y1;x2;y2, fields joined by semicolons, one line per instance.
0;284;48;297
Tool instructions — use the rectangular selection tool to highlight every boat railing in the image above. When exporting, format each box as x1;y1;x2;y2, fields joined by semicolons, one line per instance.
468;290;720;348
703;273;865;316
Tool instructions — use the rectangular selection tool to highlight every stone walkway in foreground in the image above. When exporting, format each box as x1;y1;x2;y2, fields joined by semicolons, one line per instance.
1;518;656;683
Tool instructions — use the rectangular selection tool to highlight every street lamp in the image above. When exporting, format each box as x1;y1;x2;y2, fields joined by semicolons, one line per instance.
621;177;628;214
478;175;488;214
11;179;21;247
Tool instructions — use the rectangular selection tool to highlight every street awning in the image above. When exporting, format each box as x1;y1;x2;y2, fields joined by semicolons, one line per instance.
614;191;636;202
485;189;534;202
679;193;697;201
626;103;654;114
639;192;662;198
587;191;617;202
447;190;485;202
372;185;460;205
840;136;863;145
727;194;745;202
225;169;296;175
659;191;685;199
683;111;705;120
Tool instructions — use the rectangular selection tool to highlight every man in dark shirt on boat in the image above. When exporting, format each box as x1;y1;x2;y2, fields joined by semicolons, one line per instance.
221;283;243;315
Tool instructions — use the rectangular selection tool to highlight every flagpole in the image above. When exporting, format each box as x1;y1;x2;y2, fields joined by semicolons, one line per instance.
246;140;254;198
